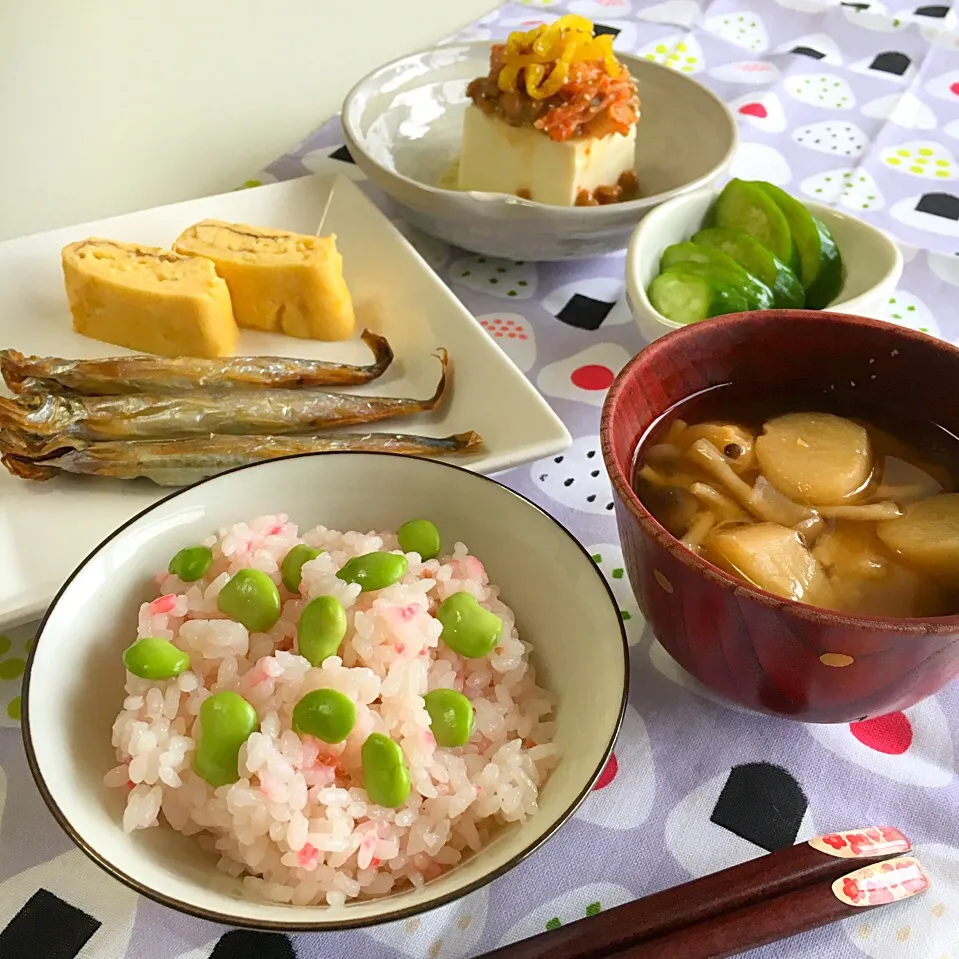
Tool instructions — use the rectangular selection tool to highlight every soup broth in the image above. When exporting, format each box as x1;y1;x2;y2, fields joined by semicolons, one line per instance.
632;384;959;618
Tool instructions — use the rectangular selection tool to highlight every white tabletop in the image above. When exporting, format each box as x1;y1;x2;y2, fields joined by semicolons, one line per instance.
0;0;499;243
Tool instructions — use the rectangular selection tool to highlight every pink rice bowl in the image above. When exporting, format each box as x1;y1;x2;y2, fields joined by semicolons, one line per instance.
106;515;559;908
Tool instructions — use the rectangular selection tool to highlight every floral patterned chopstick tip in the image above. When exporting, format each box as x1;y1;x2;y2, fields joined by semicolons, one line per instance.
833;856;930;908
809;826;911;859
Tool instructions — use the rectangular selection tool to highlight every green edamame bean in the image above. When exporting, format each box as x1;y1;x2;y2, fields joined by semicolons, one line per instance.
361;733;411;809
436;592;503;659
168;545;213;582
292;688;356;744
281;544;323;594
397;519;441;561
122;637;190;680
336;552;408;592
192;691;259;787
217;568;281;633
423;688;474;747
297;595;348;666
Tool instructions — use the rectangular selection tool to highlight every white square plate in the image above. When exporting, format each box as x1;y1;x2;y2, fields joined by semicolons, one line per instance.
0;174;570;627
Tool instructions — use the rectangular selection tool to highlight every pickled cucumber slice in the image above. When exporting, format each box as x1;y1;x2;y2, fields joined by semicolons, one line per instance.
754;182;844;309
647;271;749;325
692;228;805;309
660;241;749;278
710;179;795;266
662;260;774;311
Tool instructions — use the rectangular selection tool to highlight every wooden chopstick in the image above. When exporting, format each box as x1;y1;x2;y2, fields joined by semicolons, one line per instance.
476;827;916;959
614;856;930;959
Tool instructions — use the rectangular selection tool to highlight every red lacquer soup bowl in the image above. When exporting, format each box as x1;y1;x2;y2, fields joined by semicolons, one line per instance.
601;310;959;724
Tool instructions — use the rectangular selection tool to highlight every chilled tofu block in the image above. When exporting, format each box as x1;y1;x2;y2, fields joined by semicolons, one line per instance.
62;239;237;358
457;105;637;207
705;522;835;605
174;220;355;342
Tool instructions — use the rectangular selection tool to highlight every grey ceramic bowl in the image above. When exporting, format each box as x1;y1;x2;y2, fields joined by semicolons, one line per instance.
342;42;738;261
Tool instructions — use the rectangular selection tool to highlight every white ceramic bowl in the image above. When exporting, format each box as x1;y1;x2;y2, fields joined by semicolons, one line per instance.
342;43;737;261
22;452;628;931
625;186;904;342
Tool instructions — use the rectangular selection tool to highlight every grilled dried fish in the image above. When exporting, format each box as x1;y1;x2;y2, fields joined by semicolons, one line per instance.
2;431;483;486
0;329;393;395
0;352;448;450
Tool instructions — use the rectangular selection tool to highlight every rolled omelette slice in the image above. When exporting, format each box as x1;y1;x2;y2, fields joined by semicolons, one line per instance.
173;220;355;341
62;239;238;358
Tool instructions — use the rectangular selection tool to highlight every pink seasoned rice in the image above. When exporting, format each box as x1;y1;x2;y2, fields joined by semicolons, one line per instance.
106;515;558;906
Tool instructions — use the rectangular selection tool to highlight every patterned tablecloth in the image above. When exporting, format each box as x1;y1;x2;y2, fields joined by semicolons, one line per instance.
3;0;959;956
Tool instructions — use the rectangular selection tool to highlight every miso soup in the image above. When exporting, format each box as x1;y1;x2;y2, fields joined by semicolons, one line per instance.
632;384;959;618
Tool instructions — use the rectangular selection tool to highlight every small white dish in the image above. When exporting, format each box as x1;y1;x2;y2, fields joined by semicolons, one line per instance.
342;43;737;262
23;452;628;930
0;173;570;628
625;186;904;342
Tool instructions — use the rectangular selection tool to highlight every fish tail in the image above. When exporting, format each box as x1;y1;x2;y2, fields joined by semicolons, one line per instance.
451;430;483;452
426;348;450;410
1;452;56;481
360;329;394;376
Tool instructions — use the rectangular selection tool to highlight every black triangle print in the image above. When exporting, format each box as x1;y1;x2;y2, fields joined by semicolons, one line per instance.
869;51;911;76
330;145;356;164
916;192;959;220
915;4;949;15
593;23;621;37
710;763;808;852
556;293;616;331
0;888;101;959
841;2;870;9
211;930;296;959
792;45;826;59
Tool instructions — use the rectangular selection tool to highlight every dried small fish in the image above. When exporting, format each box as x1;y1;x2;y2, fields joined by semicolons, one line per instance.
0;329;393;395
0;352;448;450
2;431;483;486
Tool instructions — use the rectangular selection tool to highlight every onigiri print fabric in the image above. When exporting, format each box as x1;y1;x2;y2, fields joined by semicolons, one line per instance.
2;0;959;957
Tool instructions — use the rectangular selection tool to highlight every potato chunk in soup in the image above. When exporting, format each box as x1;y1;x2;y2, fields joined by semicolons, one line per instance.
705;522;834;605
755;413;873;506
634;403;958;617
813;522;945;617
877;493;959;584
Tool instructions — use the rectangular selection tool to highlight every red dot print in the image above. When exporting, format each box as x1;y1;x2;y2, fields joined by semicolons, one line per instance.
951;81;959;96
849;712;913;755
519;334;528;340
738;102;767;119
508;332;516;338
506;320;515;326
594;754;618;790
570;364;615;391
494;332;503;337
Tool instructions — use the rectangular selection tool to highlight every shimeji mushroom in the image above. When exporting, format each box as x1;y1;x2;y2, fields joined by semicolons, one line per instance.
689;482;750;523
687;439;818;528
681;422;757;475
819;502;903;522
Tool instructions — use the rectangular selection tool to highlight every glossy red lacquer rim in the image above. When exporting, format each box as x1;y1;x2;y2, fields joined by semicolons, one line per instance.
600;309;959;635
